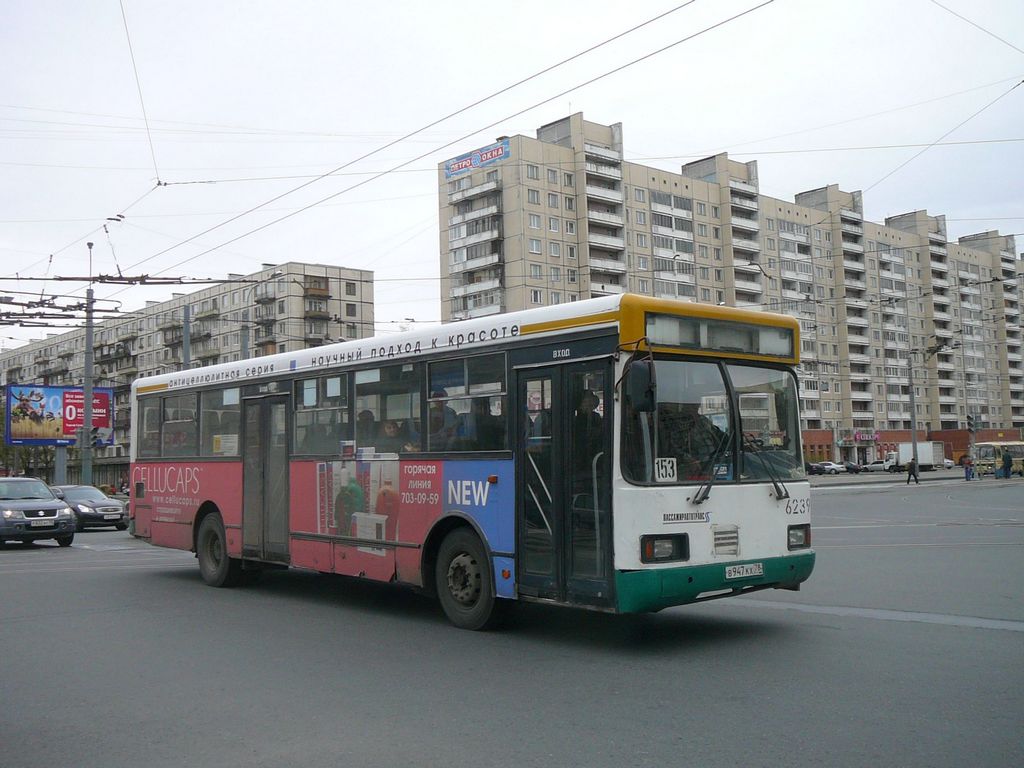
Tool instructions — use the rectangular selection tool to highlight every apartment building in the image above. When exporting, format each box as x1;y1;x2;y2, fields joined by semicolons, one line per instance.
1;262;374;484
437;113;1023;461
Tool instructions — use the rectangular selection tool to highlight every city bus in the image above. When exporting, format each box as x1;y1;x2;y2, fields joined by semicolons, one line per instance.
973;440;1024;477
129;294;813;629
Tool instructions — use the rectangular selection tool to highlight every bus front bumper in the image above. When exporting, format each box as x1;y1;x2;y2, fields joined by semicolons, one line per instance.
615;551;816;614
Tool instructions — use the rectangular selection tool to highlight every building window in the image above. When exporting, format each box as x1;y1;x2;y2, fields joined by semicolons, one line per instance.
529;213;541;229
548;242;561;257
550;291;562;304
697;223;708;237
528;189;540;205
698;244;708;258
713;247;722;261
529;239;542;254
550;266;561;281
701;288;711;301
636;211;647;225
634;188;645;203
530;289;543;304
346;303;357;317
564;196;575;210
637;255;649;270
567;268;577;283
345;281;357;296
527;165;539;180
547;168;558;183
548;217;559;232
567;245;576;259
696;202;706;215
711;206;719;218
712;226;720;239
637;278;650;293
548;193;559;208
636;233;648;248
530;264;542;279
565;220;575;234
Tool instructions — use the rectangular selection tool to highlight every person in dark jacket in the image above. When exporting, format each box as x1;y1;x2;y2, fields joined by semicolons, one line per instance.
906;458;919;485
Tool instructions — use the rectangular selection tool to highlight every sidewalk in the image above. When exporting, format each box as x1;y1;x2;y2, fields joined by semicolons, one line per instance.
806;469;1012;487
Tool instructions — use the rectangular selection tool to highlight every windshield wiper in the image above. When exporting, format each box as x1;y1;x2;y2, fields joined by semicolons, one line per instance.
691;429;733;506
742;434;790;500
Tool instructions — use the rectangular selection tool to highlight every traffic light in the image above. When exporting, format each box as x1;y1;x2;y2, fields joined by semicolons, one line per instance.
90;426;103;448
966;414;976;434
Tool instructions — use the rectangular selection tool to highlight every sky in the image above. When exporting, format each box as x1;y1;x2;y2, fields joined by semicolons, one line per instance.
2;0;1022;350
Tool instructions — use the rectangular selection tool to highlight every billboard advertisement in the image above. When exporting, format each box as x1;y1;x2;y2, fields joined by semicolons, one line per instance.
5;386;115;447
443;138;510;179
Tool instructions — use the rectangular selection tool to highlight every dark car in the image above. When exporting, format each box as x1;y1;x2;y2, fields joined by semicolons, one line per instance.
52;485;128;532
0;477;76;546
804;462;824;475
844;461;863;474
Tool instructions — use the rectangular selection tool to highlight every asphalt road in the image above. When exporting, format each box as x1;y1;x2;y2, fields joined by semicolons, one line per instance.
1;480;1021;768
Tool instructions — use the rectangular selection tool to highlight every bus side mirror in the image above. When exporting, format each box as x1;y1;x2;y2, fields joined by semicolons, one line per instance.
626;360;655;412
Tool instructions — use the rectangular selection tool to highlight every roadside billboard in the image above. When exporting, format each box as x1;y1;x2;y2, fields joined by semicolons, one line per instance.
5;385;115;446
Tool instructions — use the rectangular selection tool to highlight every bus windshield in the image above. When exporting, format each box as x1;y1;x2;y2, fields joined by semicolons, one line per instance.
622;358;804;485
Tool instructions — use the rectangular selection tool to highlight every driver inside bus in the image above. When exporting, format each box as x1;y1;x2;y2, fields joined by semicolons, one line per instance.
659;401;728;479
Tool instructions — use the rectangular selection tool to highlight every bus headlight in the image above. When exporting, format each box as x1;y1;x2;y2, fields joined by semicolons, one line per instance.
640;534;689;563
788;524;811;550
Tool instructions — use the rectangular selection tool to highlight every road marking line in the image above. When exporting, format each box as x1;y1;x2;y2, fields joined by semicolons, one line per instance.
727;598;1024;632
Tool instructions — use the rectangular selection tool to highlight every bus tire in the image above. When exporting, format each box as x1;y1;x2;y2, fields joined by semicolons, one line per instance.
196;514;242;588
435;528;497;631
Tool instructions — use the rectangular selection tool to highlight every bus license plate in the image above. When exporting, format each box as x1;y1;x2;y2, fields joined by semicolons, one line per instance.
30;519;53;527
725;562;764;580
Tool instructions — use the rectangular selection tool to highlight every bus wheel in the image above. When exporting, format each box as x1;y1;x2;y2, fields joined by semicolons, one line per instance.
435;528;497;630
197;514;242;587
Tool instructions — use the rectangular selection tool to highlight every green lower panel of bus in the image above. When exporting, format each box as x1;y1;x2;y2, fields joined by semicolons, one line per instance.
614;552;816;613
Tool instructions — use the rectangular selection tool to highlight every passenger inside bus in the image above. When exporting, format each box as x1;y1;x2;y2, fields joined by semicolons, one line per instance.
356;409;376;445
452;397;504;451
376;419;414;453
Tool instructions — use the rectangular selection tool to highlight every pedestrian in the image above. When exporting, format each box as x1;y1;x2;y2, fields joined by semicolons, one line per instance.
963;455;973;481
906;458;919;485
1001;450;1013;479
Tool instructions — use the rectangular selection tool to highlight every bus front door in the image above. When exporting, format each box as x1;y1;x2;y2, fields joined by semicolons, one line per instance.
516;362;612;608
242;395;290;563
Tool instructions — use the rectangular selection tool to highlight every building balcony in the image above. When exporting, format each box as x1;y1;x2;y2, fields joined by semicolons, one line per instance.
304;308;331;320
584;184;623;203
841;221;863;235
728;178;757;195
841;239;864;254
116;327;139;342
931;275;949;288
449;228;501;249
587;232;625;250
583;143;621;162
586;208;623;227
195;307;220;320
930;258;948;273
450;278;501;298
461;303;504;319
448;204;500;227
448;179;501;204
115;360;139;376
254;287;277;304
929;242;947;256
932;310;952;322
584;161;622;180
843;258;866;272
847;332;870;345
846;314;869;327
734;278;763;294
590;256;628;274
590;282;625;296
840;207;863;222
845;298;870;310
158;316;183;331
450;252;502;274
731;236;760;253
848;353;872;365
850;390;873;401
730;195;758;211
844;277;866;290
731;217;760;234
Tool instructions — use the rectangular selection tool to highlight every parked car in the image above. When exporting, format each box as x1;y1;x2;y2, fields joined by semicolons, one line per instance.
51;485;128;532
817;461;847;474
844;461;863;474
863;460;889;472
804;462;824;475
0;477;76;546
942;458;955;469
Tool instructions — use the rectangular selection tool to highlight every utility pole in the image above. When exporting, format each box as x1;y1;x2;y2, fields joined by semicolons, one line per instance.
82;242;95;485
182;303;191;369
